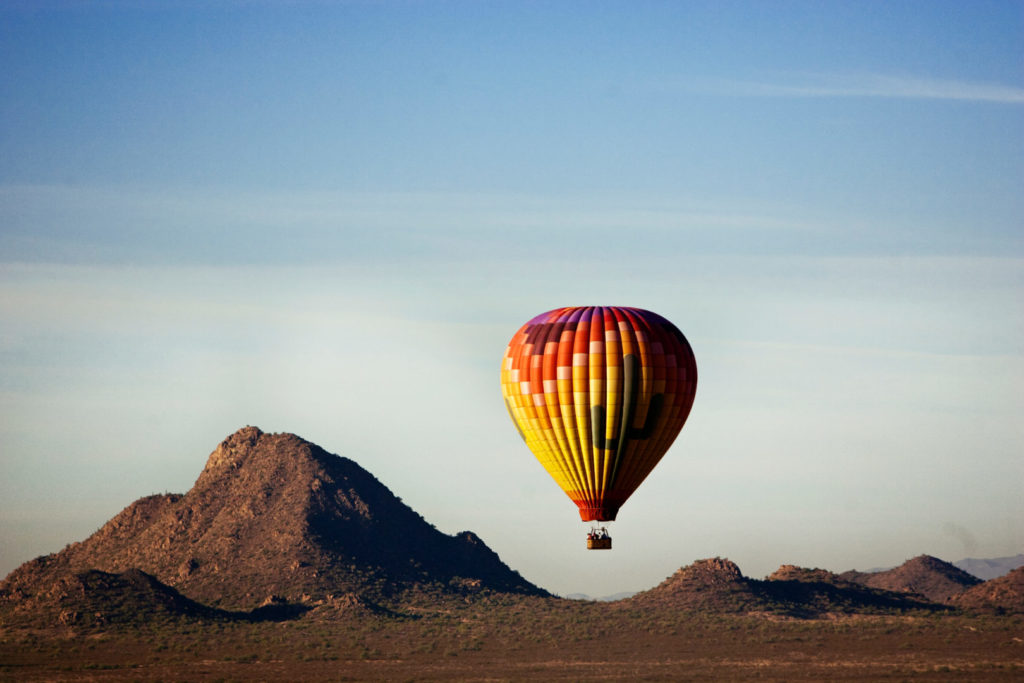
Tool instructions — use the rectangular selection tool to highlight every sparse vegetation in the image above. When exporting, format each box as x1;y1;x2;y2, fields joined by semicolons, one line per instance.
2;606;1022;681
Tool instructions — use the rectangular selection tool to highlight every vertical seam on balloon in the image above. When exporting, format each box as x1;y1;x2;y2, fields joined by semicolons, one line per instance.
607;307;637;497
588;306;608;508
572;307;595;510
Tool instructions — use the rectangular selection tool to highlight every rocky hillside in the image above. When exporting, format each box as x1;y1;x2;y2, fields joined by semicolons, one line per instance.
628;558;760;612
4;427;1020;629
628;558;942;616
0;568;228;630
951;566;1024;614
1;427;545;611
839;555;981;603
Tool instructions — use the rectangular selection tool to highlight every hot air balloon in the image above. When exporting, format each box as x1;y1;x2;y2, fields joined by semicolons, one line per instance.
500;306;697;549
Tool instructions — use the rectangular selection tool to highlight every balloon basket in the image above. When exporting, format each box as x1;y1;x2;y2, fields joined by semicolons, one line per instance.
586;525;612;550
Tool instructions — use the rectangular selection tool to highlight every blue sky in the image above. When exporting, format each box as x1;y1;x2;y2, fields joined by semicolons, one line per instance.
1;1;1021;597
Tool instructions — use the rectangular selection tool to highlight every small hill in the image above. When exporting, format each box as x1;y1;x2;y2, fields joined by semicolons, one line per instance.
839;555;981;603
628;559;944;616
951;566;1024;614
629;558;761;612
0;567;226;630
761;564;939;615
2;427;545;612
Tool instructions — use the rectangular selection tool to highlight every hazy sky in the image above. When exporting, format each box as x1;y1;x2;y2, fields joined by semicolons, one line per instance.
2;1;1021;598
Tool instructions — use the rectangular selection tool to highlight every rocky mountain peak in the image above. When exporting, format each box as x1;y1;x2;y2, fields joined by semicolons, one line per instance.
626;557;759;612
2;427;545;611
195;425;266;486
678;557;744;583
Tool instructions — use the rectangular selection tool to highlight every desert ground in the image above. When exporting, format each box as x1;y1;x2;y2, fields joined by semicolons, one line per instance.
3;597;1023;682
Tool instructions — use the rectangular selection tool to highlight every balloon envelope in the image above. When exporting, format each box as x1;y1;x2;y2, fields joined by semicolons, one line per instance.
501;306;697;522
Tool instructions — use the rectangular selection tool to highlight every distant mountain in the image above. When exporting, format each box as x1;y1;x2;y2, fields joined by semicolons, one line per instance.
564;591;638;602
853;554;1023;581
1;427;545;612
954;554;1024;581
839;555;981;603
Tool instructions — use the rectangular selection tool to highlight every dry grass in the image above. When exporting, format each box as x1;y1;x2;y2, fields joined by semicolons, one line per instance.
2;601;1022;681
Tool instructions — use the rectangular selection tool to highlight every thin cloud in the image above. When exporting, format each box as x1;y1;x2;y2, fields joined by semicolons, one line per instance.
704;73;1024;104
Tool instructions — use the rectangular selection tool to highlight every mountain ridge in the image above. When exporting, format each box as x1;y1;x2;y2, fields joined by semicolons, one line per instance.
2;426;1021;630
954;553;1024;581
627;557;945;617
